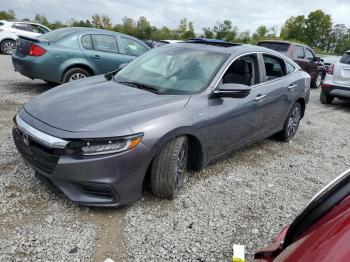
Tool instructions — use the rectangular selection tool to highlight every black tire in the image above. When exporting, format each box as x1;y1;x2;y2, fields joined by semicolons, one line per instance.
276;102;302;142
311;71;322;89
62;68;90;83
320;92;334;104
150;136;188;199
0;39;16;55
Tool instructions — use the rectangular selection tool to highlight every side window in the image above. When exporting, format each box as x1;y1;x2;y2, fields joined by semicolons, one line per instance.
222;54;259;86
12;23;32;32
31;24;49;34
91;34;119;53
120;37;149;56
263;54;286;81
294;46;305;59
286;62;296;74
81;35;93;50
306;49;315;61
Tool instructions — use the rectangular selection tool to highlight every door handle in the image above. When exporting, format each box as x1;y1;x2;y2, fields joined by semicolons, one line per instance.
254;94;266;101
288;84;297;90
91;55;101;59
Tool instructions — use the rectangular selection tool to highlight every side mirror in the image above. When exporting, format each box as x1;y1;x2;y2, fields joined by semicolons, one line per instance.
211;83;251;98
315;56;321;62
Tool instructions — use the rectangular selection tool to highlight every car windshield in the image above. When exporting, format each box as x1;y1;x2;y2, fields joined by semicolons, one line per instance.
114;45;228;95
39;28;79;41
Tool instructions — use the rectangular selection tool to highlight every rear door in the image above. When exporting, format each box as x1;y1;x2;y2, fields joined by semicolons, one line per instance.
333;52;350;87
10;23;37;38
293;45;307;71
81;34;126;74
119;36;150;63
260;53;298;135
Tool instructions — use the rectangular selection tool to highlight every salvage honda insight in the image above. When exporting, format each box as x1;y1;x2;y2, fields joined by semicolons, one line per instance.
13;40;311;206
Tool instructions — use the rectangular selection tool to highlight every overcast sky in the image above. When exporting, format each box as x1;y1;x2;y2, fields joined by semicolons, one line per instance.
3;0;350;34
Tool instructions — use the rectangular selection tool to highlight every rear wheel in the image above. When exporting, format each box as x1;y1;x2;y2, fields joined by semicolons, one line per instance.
1;39;16;55
320;92;334;104
277;102;302;142
62;68;90;83
150;136;188;199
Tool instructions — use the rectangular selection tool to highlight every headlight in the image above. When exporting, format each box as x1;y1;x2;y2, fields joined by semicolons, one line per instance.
71;134;143;156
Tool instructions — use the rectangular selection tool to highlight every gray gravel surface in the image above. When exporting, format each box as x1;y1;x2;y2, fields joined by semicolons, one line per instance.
0;54;349;261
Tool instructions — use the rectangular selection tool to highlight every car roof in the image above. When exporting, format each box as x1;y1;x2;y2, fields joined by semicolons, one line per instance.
62;27;140;39
258;39;311;49
176;42;284;55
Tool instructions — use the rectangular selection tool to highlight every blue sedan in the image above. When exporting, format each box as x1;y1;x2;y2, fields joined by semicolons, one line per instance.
12;27;150;83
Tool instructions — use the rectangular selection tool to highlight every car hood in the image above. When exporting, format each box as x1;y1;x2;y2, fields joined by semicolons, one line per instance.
24;76;190;134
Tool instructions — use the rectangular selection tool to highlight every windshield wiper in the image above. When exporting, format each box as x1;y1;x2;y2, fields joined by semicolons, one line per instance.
117;81;160;94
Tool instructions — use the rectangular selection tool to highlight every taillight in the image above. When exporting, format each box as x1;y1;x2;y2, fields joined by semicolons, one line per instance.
29;43;46;56
326;64;334;75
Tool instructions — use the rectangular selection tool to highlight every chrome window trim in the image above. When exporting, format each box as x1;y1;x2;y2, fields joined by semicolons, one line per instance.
15;115;69;149
212;51;299;91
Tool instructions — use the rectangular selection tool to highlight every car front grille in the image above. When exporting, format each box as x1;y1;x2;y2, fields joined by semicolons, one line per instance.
13;127;59;174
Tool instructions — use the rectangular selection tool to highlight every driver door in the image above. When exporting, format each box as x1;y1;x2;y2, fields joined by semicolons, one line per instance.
208;53;267;158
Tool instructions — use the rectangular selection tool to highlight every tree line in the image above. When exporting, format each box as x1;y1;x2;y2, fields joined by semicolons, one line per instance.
1;9;349;55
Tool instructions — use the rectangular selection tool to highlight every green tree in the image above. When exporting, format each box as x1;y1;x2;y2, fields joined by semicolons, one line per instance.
202;27;214;38
304;10;332;50
135;16;153;39
0;9;16;20
280;15;305;41
35;14;50;27
237;30;250;43
256;25;269;38
213;20;237;41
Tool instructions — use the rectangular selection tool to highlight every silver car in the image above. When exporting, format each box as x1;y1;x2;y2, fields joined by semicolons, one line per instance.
321;50;350;104
13;40;311;207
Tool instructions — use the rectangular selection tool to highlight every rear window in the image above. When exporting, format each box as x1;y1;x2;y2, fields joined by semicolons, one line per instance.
340;53;350;65
259;42;290;53
39;28;79;41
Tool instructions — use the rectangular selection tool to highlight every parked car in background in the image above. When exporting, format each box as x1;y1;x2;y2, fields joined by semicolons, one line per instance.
321;55;340;71
258;40;325;88
143;40;167;48
0;20;50;55
12;27;150;83
12;40;310;206
320;50;350;104
255;168;350;262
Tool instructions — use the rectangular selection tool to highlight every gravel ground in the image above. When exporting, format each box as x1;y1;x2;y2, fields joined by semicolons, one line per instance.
0;54;349;261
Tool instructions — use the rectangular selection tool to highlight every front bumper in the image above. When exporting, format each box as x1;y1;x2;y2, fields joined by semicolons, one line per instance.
12;115;152;207
321;84;350;100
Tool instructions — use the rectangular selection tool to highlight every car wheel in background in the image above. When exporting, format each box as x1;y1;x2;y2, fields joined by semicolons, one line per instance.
320;92;334;104
277;102;302;142
62;68;90;83
150;136;188;199
311;72;323;88
0;39;16;55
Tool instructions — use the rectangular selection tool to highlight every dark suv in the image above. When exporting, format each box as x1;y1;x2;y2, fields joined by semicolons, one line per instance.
258;40;325;88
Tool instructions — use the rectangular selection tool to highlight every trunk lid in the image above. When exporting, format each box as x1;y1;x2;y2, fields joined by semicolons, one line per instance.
15;35;50;58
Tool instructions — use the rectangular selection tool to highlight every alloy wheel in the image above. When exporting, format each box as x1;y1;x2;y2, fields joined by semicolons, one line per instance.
69;73;87;82
3;41;15;55
287;107;300;137
316;73;322;88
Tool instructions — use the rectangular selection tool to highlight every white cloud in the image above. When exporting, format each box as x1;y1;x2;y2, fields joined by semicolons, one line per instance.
3;0;350;34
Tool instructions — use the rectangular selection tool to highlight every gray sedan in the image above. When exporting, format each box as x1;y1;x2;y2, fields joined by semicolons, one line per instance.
13;40;310;206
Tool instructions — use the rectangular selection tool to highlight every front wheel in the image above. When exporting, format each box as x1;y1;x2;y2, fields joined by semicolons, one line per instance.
277;102;302;142
311;72;323;88
150;136;188;199
1;39;16;55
